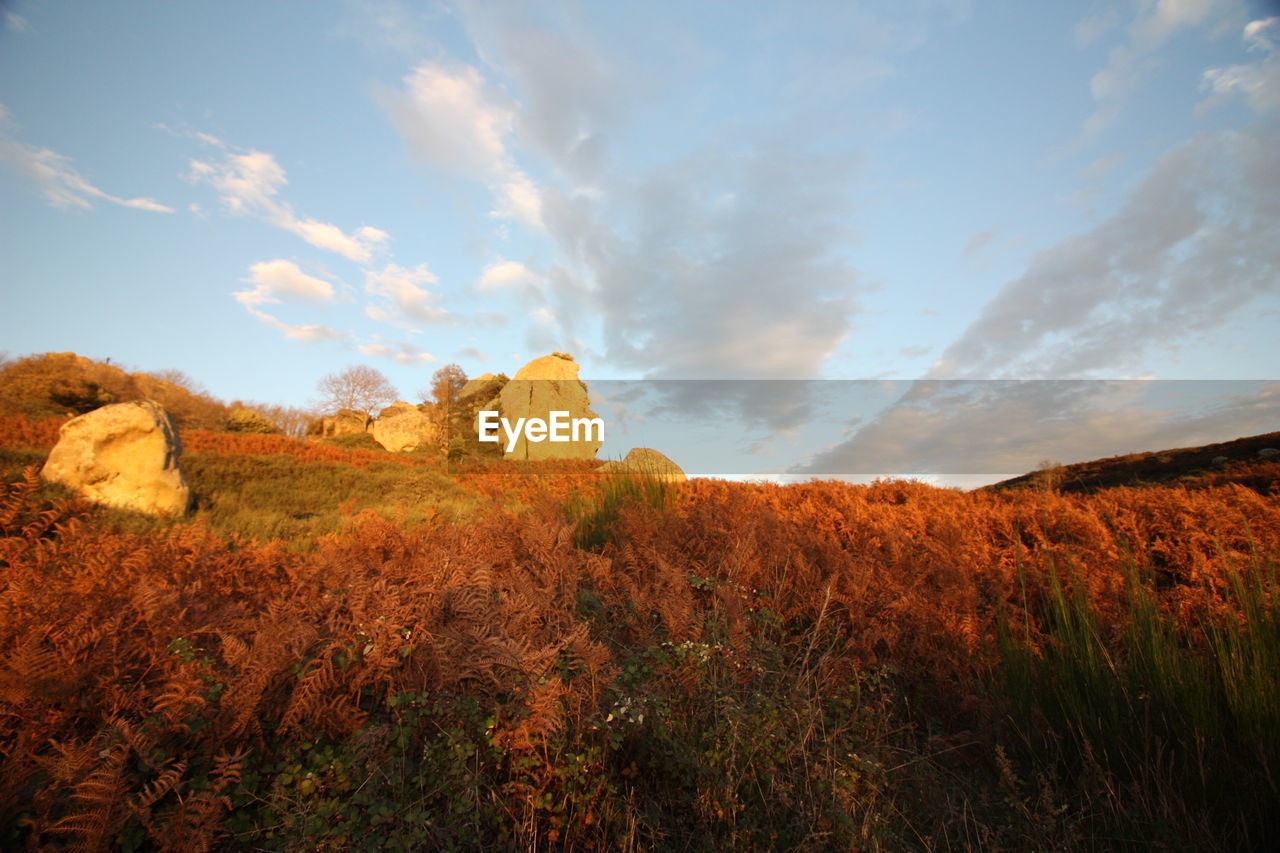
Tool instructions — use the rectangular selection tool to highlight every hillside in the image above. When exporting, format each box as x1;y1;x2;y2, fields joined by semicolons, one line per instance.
0;410;1278;850
985;430;1280;495
0;351;230;429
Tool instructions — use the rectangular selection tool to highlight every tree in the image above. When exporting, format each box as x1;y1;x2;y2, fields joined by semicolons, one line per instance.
418;364;468;449
316;365;399;415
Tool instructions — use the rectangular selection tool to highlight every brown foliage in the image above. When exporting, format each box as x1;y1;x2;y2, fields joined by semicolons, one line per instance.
0;449;1277;847
0;353;229;429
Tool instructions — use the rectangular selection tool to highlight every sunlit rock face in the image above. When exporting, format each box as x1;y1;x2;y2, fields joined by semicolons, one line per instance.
599;448;687;483
41;400;191;516
371;402;437;452
493;353;603;461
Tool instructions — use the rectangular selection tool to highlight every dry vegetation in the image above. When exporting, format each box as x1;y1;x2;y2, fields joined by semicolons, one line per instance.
1;414;1278;851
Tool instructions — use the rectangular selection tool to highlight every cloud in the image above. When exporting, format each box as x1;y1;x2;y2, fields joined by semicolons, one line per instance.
243;307;348;343
933;126;1279;379
962;229;996;257
540;135;863;378
188;146;390;262
4;11;28;32
386;62;542;226
1074;7;1121;47
0;106;173;212
364;263;452;326
477;259;542;291
1201;17;1280;115
1077;0;1232;143
435;4;876;380
234;259;336;306
793;379;1280;477
358;337;436;364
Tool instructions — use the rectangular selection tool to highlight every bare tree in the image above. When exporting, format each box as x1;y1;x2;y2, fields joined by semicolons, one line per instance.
316;365;399;415
418;363;468;449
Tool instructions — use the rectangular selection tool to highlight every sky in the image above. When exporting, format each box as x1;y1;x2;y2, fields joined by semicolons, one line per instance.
1;0;1278;479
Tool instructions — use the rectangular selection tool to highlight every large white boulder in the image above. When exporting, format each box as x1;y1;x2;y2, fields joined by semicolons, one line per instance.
41;400;191;516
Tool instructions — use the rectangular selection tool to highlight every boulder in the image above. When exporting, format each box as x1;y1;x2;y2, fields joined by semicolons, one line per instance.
40;400;190;516
458;373;506;401
370;401;437;452
324;408;371;437
1212;456;1231;467
377;401;420;419
492;353;603;460
1259;447;1279;459
226;407;278;434
599;448;687;483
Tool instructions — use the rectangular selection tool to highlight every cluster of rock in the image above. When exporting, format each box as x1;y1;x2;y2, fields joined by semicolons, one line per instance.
36;352;687;517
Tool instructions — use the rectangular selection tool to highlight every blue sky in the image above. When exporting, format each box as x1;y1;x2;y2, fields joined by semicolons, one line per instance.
2;1;1278;477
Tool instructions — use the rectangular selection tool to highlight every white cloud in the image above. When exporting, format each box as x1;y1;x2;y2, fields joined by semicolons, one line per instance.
358;338;436;364
4;11;29;32
386;62;542;227
234;259;336;306
0;105;173;213
364;263;452;326
478;259;542;291
243;307;348;343
187;147;389;262
1201;17;1280;114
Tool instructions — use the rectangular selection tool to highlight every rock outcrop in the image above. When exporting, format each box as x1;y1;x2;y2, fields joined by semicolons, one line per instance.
599;448;687;483
458;373;507;402
491;353;603;460
40;400;191;515
320;408;372;437
370;401;437;452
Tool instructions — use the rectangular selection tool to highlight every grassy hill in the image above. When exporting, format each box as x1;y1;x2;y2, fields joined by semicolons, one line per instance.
985;430;1280;495
1;413;1278;851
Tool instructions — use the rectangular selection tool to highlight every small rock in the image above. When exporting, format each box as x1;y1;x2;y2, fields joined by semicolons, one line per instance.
1258;447;1279;459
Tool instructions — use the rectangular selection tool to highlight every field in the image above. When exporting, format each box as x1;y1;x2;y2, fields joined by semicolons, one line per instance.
2;415;1279;851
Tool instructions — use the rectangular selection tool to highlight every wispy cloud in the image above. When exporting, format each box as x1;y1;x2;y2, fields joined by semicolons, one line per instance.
188;143;389;263
385;62;542;227
794;380;1280;477
1077;0;1235;144
244;308;348;342
232;259;346;342
477;259;543;291
1201;17;1280;115
934;126;1279;379
4;10;29;32
357;336;436;364
0;105;173;212
234;259;336;306
363;263;452;327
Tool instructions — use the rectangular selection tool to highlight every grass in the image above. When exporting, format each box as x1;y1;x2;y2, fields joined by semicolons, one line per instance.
993;544;1280;848
564;465;680;550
